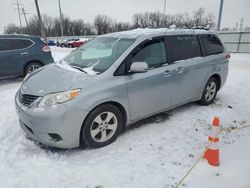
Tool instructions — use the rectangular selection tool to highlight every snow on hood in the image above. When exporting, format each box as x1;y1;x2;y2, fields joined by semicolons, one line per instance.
21;64;95;96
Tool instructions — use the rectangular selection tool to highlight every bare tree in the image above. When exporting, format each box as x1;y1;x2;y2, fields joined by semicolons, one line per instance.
4;24;21;34
94;15;114;35
42;15;55;36
114;22;131;32
193;8;205;27
4;7;216;36
28;16;40;35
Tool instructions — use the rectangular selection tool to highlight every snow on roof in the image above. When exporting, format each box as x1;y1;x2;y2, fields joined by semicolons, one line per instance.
101;28;213;39
0;34;39;38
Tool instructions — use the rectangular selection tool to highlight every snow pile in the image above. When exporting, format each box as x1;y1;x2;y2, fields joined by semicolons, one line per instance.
0;49;250;188
50;46;74;62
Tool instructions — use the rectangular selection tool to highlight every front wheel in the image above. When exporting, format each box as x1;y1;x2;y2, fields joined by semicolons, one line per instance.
199;77;218;105
81;104;123;148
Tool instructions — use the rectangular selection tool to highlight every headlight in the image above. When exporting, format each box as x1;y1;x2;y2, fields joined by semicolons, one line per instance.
38;89;81;107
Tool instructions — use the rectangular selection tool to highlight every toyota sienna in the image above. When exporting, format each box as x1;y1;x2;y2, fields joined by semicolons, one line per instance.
15;29;229;149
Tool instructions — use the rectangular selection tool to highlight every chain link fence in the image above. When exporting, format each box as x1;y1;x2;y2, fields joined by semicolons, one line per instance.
218;31;250;53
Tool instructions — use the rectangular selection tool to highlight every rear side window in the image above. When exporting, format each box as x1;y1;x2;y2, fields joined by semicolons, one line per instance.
200;34;223;55
0;38;33;51
14;39;33;49
167;35;201;62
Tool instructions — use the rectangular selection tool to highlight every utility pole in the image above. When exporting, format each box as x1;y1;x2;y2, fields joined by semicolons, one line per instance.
147;13;150;28
58;0;64;36
21;8;29;31
239;17;244;31
163;0;166;16
217;0;224;31
34;0;47;43
163;0;166;27
13;0;23;33
236;22;239;31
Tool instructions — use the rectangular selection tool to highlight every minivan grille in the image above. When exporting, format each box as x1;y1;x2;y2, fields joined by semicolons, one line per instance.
19;93;39;107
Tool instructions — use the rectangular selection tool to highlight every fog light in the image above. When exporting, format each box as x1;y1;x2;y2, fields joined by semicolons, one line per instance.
48;133;62;142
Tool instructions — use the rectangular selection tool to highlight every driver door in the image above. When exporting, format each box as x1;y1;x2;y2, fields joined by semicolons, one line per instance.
125;37;176;121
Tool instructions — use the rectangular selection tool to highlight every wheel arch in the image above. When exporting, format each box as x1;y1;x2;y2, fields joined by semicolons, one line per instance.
79;101;128;146
23;60;44;76
209;74;221;90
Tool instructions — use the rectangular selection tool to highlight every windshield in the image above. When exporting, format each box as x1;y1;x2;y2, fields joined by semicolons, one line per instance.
62;37;135;74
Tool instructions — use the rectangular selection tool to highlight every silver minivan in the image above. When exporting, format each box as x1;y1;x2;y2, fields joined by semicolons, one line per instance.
15;29;230;149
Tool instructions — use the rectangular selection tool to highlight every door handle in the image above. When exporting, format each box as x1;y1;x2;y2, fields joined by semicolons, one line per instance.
163;70;172;77
20;52;29;55
176;67;184;74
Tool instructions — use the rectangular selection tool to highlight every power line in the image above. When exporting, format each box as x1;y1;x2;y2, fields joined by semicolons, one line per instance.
12;0;23;33
21;7;29;30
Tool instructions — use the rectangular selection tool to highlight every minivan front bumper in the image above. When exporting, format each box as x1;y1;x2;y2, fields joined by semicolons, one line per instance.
15;93;89;149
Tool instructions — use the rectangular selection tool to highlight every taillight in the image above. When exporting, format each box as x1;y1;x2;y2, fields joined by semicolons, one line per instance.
225;53;231;60
42;45;51;52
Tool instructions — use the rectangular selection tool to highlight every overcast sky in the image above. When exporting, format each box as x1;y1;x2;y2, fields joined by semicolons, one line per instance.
0;0;250;33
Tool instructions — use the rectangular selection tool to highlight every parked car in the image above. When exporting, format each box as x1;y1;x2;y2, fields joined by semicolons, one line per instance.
15;29;230;149
0;34;54;79
67;38;88;48
59;39;76;47
47;40;56;46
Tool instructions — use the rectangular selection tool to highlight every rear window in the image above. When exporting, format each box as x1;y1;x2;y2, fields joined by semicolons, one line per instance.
0;38;33;51
167;35;201;62
200;34;223;55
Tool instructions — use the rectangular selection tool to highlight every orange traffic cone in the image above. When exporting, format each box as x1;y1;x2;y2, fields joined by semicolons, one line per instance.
203;116;221;166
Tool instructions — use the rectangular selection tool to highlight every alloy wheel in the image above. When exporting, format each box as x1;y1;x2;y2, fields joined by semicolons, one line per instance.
205;81;216;102
90;112;118;143
27;64;41;73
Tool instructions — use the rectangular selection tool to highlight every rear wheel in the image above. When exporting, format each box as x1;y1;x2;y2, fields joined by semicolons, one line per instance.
200;77;218;105
24;62;42;76
81;104;123;148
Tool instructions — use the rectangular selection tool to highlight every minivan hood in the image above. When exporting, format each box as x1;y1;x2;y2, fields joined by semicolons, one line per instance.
21;64;96;96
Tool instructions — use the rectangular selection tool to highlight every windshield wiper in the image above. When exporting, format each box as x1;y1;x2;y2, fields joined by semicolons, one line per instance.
70;65;87;73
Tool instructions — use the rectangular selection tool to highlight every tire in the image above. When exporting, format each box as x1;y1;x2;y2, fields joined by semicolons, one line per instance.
24;62;42;77
81;104;123;148
69;44;73;48
199;77;218;105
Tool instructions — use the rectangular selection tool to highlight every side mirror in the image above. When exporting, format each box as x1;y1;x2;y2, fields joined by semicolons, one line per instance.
129;62;148;73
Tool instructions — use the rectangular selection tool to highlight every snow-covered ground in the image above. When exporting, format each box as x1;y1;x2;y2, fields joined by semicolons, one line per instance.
0;48;249;188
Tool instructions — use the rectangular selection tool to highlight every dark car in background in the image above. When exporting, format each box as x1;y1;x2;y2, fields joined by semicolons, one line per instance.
0;34;54;79
47;40;56;46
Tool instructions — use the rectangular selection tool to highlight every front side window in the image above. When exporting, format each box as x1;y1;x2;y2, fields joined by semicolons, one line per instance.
0;39;12;51
167;35;201;62
201;34;223;55
130;38;167;69
63;37;135;74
